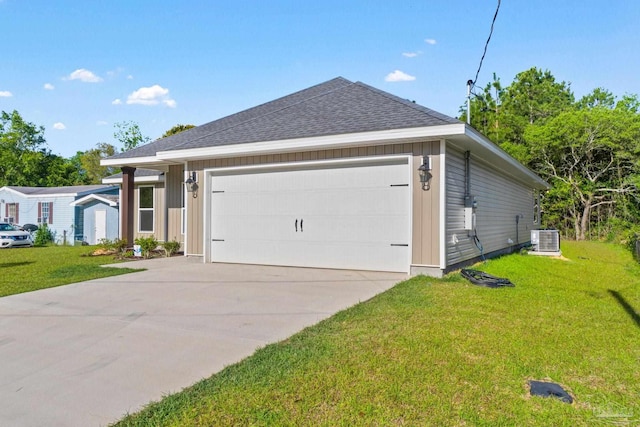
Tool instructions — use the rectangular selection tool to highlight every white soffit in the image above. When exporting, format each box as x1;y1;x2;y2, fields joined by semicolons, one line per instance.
156;124;466;161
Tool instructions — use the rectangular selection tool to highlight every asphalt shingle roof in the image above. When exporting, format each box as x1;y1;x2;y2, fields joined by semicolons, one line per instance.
109;77;461;160
6;185;117;196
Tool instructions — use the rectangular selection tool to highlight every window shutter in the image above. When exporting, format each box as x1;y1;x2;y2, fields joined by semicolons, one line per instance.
38;202;42;223
15;203;19;224
49;202;53;224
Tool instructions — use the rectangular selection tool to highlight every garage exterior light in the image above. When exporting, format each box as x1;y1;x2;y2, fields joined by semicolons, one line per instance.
418;156;432;190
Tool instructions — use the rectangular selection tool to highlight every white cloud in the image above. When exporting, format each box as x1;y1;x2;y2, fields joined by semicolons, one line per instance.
44;83;55;90
112;98;122;105
53;122;66;130
0;90;12;97
96;120;108;126
67;68;103;83
385;70;416;82
402;51;421;58
126;84;176;107
425;38;437;45
127;75;133;80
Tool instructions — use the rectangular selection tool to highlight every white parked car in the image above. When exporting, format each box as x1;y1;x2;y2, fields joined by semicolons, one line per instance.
0;223;34;248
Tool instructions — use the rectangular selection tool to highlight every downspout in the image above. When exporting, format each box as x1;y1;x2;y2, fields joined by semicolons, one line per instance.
464;150;471;199
164;172;169;243
439;139;447;270
183;162;188;257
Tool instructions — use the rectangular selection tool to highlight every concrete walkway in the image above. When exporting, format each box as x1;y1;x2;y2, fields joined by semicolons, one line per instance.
0;257;405;426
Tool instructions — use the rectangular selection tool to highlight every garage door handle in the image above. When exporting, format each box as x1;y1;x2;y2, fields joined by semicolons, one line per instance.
295;219;298;232
300;219;303;232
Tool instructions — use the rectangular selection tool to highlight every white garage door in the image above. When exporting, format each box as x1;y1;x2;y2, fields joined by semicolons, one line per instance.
209;157;411;272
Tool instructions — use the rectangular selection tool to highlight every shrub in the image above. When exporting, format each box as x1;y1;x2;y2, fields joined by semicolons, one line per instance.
97;238;114;250
113;238;129;254
98;238;129;255
134;236;158;259
34;223;54;246
161;240;181;257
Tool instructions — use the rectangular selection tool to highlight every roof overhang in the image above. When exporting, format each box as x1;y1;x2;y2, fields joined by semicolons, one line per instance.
102;174;165;185
70;194;119;207
448;126;549;190
100;156;179;169
100;124;548;190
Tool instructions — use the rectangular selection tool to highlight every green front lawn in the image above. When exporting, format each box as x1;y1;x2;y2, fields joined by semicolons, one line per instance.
114;240;640;426
0;245;142;297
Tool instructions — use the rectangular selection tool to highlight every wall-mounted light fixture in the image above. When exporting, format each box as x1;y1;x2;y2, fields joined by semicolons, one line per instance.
185;171;198;197
418;156;432;190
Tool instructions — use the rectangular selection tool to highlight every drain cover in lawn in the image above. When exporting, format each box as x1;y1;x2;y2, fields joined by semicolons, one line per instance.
528;380;573;403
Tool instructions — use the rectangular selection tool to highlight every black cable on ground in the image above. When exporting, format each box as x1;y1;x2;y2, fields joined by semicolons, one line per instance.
472;231;485;262
461;269;514;288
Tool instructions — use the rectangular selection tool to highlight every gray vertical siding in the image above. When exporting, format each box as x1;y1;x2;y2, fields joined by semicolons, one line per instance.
445;147;538;267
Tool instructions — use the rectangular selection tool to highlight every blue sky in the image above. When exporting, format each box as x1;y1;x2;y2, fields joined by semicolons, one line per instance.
1;0;638;158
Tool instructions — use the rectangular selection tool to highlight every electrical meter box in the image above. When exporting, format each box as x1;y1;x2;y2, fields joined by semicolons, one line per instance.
464;195;477;230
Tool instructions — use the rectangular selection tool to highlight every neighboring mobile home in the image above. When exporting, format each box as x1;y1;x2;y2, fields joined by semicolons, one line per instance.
102;77;548;276
0;185;119;245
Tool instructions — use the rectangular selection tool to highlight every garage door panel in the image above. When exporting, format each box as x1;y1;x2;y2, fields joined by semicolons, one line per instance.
210;159;410;272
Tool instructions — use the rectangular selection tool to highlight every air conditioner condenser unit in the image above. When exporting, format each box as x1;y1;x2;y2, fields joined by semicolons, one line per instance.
530;229;560;253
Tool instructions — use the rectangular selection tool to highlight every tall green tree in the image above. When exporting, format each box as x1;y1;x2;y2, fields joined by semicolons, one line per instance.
79;143;117;184
464;67;574;164
0;110;48;186
114;121;150;152
526;101;640;240
162;124;195;138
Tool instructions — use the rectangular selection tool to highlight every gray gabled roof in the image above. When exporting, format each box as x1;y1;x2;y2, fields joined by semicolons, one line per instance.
107;77;461;160
69;193;119;207
3;185;117;197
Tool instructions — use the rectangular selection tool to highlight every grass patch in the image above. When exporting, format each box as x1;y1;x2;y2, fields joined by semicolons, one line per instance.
114;241;640;426
0;245;143;297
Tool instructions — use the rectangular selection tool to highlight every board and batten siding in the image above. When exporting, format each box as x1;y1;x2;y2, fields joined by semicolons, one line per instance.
445;147;539;267
183;141;442;267
166;165;185;249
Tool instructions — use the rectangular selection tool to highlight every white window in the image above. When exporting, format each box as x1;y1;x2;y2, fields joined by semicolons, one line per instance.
38;202;53;224
6;203;17;223
138;186;154;233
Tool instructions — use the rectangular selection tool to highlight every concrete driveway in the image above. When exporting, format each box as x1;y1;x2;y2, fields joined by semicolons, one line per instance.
0;257;405;426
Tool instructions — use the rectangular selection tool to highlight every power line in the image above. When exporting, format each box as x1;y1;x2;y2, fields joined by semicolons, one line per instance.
471;0;501;90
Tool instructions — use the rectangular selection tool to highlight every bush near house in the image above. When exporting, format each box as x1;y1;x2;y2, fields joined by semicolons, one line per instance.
33;223;54;246
161;240;181;257
134;236;158;259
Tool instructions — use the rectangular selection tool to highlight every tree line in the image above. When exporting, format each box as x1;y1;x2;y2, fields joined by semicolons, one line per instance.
0;113;193;187
461;67;640;242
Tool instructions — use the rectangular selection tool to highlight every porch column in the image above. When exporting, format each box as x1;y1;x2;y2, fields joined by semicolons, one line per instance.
121;167;136;246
